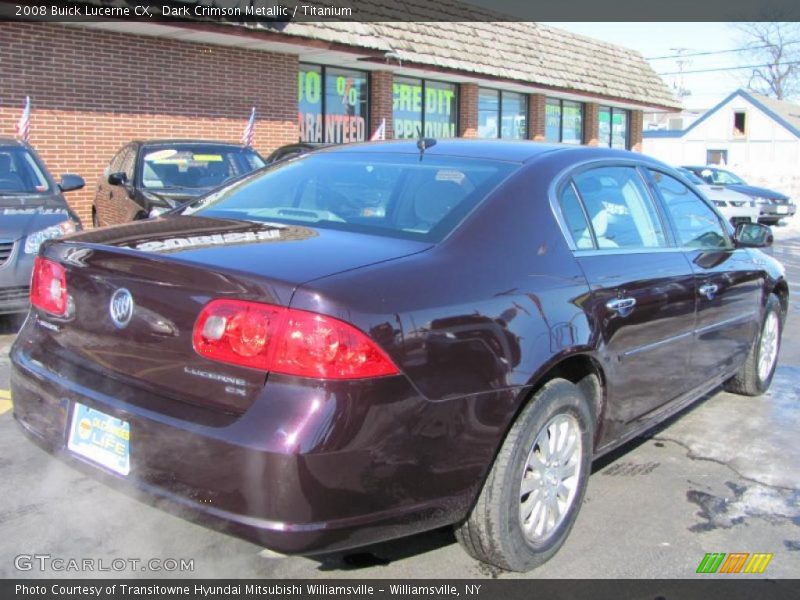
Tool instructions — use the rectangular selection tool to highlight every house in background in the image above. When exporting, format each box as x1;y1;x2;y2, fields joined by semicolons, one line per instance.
642;89;800;200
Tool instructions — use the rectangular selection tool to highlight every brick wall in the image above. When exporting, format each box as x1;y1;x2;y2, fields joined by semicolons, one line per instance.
0;23;298;226
583;103;600;146
629;109;644;152
458;83;479;138
528;94;547;141
369;71;394;140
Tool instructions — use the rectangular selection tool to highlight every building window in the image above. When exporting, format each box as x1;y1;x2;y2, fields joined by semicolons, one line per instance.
478;89;528;139
545;98;583;144
298;64;369;144
598;107;629;149
706;149;728;165
393;77;458;139
733;111;746;137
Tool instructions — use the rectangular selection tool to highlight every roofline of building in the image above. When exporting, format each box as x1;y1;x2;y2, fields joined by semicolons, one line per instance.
67;21;680;112
642;88;800;139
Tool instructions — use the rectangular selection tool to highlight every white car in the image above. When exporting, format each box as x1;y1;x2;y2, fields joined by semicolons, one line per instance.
678;168;760;227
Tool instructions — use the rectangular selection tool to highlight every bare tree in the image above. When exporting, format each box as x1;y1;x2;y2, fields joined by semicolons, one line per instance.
735;22;800;100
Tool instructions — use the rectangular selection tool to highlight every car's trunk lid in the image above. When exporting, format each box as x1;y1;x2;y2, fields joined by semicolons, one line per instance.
38;216;431;414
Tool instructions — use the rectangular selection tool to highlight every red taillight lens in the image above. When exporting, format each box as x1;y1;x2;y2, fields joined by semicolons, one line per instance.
30;257;68;316
192;299;400;380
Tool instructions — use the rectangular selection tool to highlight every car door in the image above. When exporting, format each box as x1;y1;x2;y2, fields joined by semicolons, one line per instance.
647;169;763;386
117;145;142;221
558;165;698;438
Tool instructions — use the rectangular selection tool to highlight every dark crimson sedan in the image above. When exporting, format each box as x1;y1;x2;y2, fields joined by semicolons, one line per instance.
11;140;787;571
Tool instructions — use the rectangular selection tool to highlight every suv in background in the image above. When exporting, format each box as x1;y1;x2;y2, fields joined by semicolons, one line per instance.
676;168;759;227
0;138;83;314
681;165;795;225
92;140;265;227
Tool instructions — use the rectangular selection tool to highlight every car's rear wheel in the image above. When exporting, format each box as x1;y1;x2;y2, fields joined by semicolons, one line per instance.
724;294;782;396
455;378;593;572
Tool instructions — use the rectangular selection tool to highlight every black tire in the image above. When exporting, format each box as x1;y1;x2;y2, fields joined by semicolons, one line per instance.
455;378;594;572
724;294;782;396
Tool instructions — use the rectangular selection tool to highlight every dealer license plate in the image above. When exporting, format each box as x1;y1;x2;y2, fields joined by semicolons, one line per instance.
67;403;130;475
777;205;789;214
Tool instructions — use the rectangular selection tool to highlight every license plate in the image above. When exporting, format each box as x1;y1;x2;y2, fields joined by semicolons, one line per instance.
777;206;789;214
67;403;130;475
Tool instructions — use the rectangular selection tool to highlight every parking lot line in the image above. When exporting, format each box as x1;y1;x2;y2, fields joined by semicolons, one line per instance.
0;389;12;415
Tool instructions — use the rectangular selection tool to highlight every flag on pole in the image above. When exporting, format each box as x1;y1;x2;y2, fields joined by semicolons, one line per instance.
16;96;31;143
241;107;256;147
370;118;386;141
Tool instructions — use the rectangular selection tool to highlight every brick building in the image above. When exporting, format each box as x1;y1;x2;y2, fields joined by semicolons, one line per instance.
0;11;680;226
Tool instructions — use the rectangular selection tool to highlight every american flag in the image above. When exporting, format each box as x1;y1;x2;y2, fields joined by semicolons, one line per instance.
16;96;31;142
370;118;386;141
241;107;256;147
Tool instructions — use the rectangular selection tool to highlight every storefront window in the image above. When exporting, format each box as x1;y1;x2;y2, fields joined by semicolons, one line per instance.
298;64;368;144
478;89;527;139
545;98;583;144
598;106;629;149
393;77;458;139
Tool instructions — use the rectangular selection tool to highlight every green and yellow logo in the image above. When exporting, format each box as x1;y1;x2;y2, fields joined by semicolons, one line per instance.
696;552;773;574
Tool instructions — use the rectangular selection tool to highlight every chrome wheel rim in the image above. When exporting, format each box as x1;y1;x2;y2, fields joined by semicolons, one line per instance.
519;413;582;543
757;311;779;382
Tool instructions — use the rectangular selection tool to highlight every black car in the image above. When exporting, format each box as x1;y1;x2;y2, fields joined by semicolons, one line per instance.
92;140;265;227
12;141;786;572
681;165;795;225
0;138;83;314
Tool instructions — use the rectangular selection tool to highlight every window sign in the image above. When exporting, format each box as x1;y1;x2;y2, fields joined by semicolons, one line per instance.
546;98;583;144
598;106;629;149
298;64;368;144
393;78;458;139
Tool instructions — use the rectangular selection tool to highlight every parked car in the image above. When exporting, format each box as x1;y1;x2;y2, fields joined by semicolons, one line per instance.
0;138;83;314
12;141;786;572
264;142;330;165
92;140;265;227
681;165;795;225
676;168;759;227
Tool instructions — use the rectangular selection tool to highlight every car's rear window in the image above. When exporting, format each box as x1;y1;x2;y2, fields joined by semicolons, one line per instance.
181;153;518;242
0;146;50;197
140;145;265;190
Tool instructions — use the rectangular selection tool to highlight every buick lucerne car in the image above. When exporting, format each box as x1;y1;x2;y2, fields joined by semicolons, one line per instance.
0;138;83;314
12;141;787;572
682;165;795;225
676;167;759;227
92;140;265;227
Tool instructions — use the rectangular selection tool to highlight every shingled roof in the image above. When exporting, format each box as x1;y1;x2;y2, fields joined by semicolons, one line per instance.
69;0;681;110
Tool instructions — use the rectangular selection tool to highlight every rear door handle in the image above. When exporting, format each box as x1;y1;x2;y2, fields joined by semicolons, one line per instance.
606;297;636;317
698;283;719;299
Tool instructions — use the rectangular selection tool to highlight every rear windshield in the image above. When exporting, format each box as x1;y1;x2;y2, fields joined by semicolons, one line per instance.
140;145;265;190
0;146;50;196
180;153;518;242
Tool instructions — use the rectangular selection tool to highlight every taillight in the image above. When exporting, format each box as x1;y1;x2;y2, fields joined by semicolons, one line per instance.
193;299;400;380
30;257;68;316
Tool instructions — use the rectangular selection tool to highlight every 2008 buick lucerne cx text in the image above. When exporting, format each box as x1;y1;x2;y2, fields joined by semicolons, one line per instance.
10;140;787;571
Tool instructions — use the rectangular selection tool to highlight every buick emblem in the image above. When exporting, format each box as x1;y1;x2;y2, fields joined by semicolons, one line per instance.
109;288;134;329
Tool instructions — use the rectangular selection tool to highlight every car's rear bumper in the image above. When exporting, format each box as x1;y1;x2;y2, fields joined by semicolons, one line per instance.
10;336;517;555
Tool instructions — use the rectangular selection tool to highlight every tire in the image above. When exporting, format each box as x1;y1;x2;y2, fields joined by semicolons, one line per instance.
724;294;783;396
455;378;594;572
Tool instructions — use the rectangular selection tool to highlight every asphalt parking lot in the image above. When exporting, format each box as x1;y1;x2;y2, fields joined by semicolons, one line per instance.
0;232;798;580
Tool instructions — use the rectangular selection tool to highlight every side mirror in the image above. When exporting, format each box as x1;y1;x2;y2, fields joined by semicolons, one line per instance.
58;174;85;193
734;222;773;248
107;172;128;186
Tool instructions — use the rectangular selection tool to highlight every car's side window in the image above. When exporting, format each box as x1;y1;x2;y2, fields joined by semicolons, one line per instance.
557;183;592;249
106;147;126;176
572;166;667;249
649;170;732;250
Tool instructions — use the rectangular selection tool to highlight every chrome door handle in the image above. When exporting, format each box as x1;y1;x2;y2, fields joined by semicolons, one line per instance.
698;283;719;300
606;297;636;317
